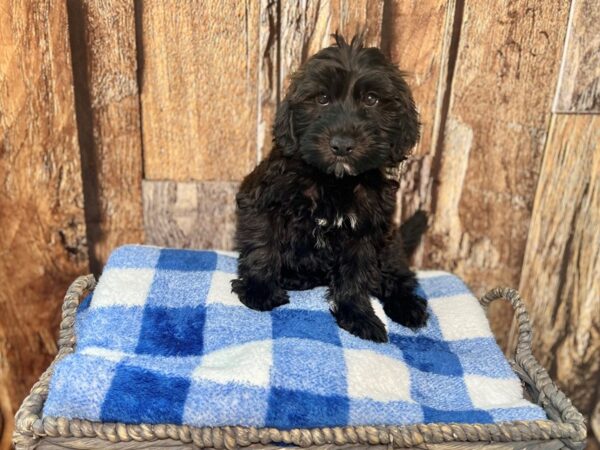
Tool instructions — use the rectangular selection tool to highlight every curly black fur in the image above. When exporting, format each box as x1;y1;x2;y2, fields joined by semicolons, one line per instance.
232;34;428;342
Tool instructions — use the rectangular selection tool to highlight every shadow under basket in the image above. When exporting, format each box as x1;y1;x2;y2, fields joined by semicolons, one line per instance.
13;275;587;450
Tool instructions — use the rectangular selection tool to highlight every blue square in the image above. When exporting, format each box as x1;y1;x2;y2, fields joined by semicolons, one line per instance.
423;406;493;424
78;293;93;311
266;388;349;428
156;249;217;272
272;309;341;346
271;339;346;396
101;364;190;424
203;304;272;353
136;307;205;356
107;245;161;269
146;270;212;307
390;335;463;376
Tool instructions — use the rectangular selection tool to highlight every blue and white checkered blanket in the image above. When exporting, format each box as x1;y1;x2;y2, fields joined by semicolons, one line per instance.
44;245;546;428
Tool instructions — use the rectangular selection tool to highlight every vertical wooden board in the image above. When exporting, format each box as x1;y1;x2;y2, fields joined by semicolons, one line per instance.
512;114;599;443
279;0;384;91
422;1;571;348
380;0;457;232
256;0;278;161
143;180;238;251
553;0;600;113
0;1;88;446
67;0;144;273
139;1;262;181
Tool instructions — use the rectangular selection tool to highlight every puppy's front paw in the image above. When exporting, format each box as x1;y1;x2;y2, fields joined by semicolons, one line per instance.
332;304;388;343
384;292;429;329
231;278;289;311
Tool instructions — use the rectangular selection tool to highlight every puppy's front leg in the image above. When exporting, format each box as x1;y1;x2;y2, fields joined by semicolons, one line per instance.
232;214;289;311
329;238;387;342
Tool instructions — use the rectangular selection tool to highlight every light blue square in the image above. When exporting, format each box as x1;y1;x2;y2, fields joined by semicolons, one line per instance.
280;287;329;311
77;306;143;353
107;245;161;269
44;354;119;420
271;338;347;396
410;369;472;410
202;303;272;353
184;379;269;427
487;406;547;422
349;399;424;425
417;275;471;299
215;253;238;273
387;307;444;340
146;270;212;308
449;338;515;378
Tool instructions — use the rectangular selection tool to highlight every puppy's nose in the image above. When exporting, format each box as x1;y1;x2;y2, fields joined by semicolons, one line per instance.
330;135;355;156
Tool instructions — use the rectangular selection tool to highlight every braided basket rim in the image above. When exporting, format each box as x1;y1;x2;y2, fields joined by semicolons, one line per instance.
13;274;587;449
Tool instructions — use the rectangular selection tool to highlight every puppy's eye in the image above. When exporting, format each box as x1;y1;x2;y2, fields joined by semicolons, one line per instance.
316;94;330;105
363;93;379;107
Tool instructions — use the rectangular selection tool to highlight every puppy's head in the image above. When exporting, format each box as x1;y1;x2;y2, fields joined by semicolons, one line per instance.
274;34;420;178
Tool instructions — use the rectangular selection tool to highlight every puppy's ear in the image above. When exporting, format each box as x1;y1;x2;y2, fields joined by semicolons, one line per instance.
390;72;421;164
274;99;297;156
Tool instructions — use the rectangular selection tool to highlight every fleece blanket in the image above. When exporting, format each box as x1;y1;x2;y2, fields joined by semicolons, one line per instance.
44;245;546;429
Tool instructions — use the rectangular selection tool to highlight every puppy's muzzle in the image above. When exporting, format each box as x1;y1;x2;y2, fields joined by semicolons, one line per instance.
330;135;355;156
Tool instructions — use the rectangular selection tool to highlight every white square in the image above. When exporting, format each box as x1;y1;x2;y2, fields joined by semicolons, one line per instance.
464;374;531;409
192;339;272;387
91;268;154;308
206;271;244;307
345;348;412;402
80;346;128;363
429;294;492;340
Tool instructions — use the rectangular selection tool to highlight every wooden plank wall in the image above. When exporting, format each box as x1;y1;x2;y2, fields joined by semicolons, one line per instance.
0;0;598;447
0;2;89;448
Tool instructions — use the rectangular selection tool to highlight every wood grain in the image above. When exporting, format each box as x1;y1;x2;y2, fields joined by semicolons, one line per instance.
279;0;384;92
256;0;279;161
67;0;144;274
380;0;458;243
143;180;238;251
421;1;571;348
139;1;263;181
0;1;88;447
510;114;599;445
553;0;600;113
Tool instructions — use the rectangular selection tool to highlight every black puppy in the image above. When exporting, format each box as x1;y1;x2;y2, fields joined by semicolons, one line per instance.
232;34;428;342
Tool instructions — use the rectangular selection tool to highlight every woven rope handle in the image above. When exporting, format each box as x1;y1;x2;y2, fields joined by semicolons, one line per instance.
479;287;533;358
479;287;587;448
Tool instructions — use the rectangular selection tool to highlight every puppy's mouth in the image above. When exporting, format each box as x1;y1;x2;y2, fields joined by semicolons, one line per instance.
327;158;356;178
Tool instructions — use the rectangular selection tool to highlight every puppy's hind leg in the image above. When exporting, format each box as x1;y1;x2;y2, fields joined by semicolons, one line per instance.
377;232;428;328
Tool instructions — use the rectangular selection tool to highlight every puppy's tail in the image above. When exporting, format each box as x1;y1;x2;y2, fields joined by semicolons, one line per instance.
399;210;428;257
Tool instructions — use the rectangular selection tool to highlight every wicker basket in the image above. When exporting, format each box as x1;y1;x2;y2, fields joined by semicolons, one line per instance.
13;275;587;450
